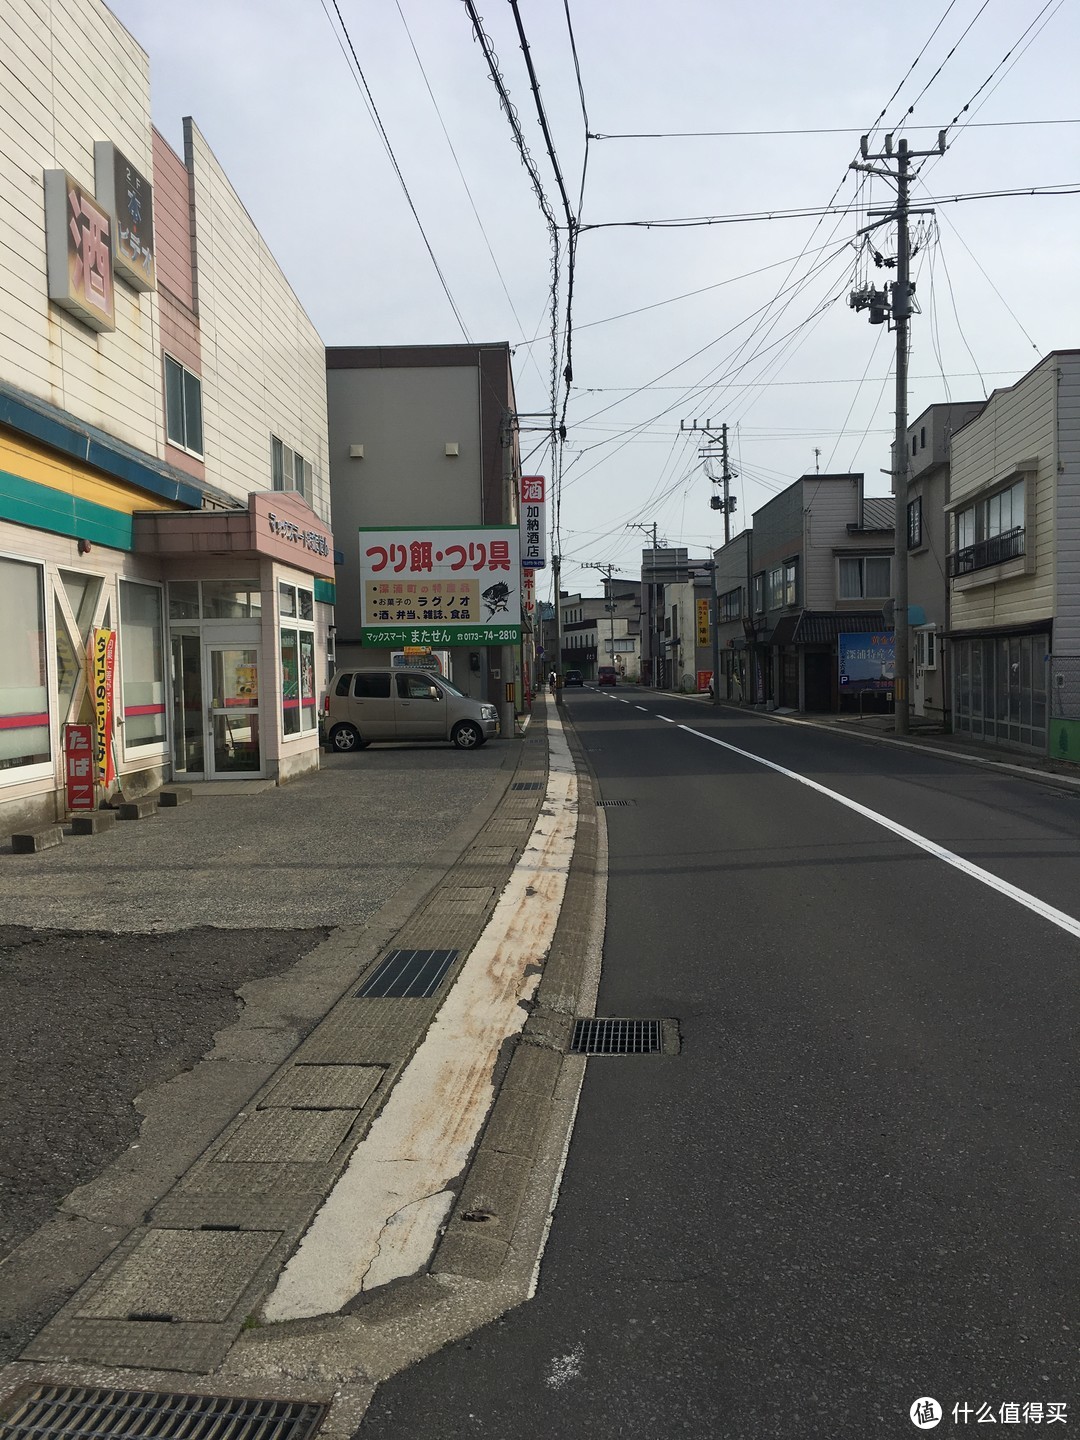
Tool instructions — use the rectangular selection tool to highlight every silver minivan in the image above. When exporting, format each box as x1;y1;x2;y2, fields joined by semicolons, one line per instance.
322;668;499;752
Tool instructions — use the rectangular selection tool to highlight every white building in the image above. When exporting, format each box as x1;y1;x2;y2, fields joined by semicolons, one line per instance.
1;0;333;836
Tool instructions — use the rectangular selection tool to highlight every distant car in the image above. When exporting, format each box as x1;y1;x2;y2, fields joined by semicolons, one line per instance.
597;666;618;686
563;669;583;687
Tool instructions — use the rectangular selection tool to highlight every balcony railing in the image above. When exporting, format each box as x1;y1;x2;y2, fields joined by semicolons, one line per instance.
948;526;1025;578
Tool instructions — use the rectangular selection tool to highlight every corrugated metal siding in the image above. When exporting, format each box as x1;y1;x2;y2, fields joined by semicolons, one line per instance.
801;476;862;607
1055;355;1080;652
185;121;330;521
950;359;1056;631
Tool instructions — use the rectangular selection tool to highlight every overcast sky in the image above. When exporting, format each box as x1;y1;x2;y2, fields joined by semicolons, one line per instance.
109;0;1079;598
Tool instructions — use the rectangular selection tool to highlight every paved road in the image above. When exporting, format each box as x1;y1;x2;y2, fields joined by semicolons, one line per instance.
357;690;1080;1438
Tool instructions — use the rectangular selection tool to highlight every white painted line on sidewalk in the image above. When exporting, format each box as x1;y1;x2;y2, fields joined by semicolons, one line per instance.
264;697;579;1321
680;723;1080;941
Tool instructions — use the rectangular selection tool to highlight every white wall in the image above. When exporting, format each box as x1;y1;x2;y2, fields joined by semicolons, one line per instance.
0;0;160;451
185;121;329;521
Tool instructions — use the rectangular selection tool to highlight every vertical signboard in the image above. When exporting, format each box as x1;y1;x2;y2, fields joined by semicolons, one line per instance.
520;475;547;569
88;628;117;786
696;597;710;648
44;170;115;331
94;142;156;291
63;723;95;810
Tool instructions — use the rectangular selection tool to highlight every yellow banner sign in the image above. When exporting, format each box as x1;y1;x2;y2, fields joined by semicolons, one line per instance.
88;628;116;787
697;598;710;648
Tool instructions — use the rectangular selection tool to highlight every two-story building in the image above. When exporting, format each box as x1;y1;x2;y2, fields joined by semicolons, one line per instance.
1;0;332;837
749;474;892;710
559;581;641;681
947;351;1080;756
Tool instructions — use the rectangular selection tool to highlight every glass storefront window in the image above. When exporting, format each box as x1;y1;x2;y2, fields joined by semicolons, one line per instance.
280;629;300;736
169;580;200;620
279;583;297;618
202;581;261;620
299;631;316;732
120;581;166;747
0;558;50;771
299;588;313;622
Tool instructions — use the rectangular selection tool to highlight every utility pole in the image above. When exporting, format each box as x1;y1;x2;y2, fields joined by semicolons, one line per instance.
681;419;736;544
849;130;944;737
583;562;619;676
628;520;663;687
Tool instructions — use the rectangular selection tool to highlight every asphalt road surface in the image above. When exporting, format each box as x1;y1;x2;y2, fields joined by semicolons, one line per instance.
357;690;1080;1439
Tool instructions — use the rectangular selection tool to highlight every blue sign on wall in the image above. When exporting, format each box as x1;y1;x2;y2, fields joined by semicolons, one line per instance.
838;631;895;691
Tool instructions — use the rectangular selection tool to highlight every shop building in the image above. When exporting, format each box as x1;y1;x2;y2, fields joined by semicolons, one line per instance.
325;345;522;723
1;0;332;837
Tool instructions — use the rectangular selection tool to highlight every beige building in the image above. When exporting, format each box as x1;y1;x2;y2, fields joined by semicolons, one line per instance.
947;352;1080;755
1;0;333;836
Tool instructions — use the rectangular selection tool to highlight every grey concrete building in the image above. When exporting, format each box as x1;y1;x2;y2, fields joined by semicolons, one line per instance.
713;532;753;701
750;473;893;711
325;344;522;715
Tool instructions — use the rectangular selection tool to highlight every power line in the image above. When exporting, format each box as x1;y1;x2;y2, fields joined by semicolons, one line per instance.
321;0;471;341
562;0;591;219
590;117;1080;140
578;184;1080;231
391;0;542;384
887;0;992;137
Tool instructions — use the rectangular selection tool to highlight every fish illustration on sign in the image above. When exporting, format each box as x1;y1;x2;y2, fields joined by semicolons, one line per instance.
481;582;512;618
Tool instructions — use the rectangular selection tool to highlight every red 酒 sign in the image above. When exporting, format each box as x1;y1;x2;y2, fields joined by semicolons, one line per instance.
64;723;95;810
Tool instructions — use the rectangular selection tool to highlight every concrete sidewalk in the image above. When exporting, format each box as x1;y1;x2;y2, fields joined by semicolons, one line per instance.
0;701;605;1437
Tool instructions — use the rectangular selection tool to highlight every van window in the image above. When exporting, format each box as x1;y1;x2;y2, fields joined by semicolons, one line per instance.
353;673;392;698
335;672;352;696
397;673;437;699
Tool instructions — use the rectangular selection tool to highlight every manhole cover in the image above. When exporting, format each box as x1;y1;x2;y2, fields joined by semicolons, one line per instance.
570;1018;663;1054
0;1386;325;1440
355;948;458;999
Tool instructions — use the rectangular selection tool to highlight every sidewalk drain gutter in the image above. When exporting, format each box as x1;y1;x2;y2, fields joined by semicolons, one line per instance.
511;781;543;790
0;1386;326;1440
354;948;458;999
595;799;634;807
571;1018;663;1054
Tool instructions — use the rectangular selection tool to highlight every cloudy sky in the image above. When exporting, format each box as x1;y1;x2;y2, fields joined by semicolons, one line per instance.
109;0;1078;599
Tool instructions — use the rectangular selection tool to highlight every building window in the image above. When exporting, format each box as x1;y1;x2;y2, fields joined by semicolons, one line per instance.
271;435;314;498
0;558;50;773
719;587;742;622
752;572;765;614
839;555;891;599
164;355;203;457
949;478;1026;576
907;496;923;550
767;567;784;611
920;426;927;449
783;560;797;608
119;581;166;748
279;582;317;737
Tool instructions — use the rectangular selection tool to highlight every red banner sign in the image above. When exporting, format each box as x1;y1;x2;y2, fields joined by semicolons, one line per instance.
64;723;95;810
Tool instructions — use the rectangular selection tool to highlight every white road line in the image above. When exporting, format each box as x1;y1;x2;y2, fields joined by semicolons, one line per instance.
635;705;647;711
679;723;1080;942
658;715;674;723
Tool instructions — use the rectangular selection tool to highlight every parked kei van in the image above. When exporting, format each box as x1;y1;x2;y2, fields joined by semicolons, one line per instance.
322;668;499;752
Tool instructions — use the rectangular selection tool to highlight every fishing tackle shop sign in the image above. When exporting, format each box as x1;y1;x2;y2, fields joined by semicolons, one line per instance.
359;526;522;646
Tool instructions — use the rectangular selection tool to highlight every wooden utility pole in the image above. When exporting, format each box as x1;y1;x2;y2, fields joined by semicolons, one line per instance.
850;130;944;736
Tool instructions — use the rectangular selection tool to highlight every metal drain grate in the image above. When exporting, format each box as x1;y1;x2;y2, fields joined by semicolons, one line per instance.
355;948;458;999
596;799;634;807
0;1386;326;1440
571;1018;663;1054
511;781;543;791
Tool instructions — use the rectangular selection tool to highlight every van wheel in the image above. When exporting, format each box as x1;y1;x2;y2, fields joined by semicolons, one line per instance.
451;720;484;750
330;723;367;752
